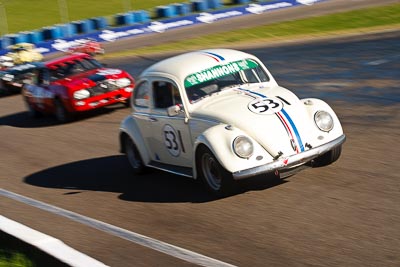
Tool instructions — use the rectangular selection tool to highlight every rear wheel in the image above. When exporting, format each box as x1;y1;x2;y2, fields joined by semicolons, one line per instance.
197;146;235;197
54;98;71;123
122;98;131;108
312;145;342;167
125;136;145;174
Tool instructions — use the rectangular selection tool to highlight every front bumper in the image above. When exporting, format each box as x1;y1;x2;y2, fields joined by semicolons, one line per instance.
72;87;132;111
232;134;346;180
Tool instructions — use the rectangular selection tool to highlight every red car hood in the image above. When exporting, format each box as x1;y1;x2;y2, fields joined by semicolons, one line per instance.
53;68;129;91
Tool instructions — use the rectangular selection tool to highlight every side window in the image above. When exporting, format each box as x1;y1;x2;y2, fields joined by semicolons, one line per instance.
134;81;150;107
27;70;40;85
153;81;181;109
50;65;63;81
253;66;269;82
38;69;50;85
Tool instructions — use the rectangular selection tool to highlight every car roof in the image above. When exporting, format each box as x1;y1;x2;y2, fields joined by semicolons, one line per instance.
140;49;260;82
44;53;92;68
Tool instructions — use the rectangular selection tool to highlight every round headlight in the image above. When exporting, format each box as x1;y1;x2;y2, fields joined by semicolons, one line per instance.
233;136;254;159
116;78;131;88
73;89;90;100
314;110;334;132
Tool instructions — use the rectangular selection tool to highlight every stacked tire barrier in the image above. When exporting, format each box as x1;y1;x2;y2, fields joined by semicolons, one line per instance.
0;0;326;54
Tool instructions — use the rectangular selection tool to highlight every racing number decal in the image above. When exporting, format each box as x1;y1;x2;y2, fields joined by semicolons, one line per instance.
163;124;180;157
248;97;283;115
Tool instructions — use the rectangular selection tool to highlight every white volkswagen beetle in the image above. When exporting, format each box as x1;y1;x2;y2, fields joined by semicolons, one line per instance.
119;49;345;196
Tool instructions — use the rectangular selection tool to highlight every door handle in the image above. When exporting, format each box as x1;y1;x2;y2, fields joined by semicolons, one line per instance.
148;117;158;122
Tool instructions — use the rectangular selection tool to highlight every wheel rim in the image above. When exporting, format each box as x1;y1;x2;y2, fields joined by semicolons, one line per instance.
126;138;141;169
201;153;222;191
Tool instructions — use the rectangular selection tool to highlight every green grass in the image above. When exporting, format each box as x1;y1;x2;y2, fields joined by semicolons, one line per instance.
0;250;34;267
103;3;400;57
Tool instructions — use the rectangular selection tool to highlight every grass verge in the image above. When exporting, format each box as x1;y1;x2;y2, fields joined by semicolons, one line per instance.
0;249;34;267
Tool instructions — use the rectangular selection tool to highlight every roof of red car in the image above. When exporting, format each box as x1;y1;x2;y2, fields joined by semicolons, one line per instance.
45;53;91;68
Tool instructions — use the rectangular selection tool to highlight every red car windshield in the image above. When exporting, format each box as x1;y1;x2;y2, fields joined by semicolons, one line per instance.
50;58;102;80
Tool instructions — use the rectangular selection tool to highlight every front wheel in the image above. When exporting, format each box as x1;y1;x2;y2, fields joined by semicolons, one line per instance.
54;98;71;123
197;146;236;197
25;98;41;118
122;98;131;108
312;145;342;167
125;136;145;174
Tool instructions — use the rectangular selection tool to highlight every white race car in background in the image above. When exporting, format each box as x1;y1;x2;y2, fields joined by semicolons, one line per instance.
119;49;345;196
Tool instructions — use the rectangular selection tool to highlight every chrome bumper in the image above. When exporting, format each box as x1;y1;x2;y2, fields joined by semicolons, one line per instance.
232;134;346;180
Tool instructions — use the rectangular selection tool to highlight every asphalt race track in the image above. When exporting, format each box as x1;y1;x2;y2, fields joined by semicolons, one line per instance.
1;1;400;266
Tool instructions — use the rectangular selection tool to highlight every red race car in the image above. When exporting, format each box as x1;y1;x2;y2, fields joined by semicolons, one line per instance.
22;53;134;122
67;38;105;56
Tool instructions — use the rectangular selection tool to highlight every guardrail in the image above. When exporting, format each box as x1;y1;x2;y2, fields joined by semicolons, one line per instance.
0;0;325;56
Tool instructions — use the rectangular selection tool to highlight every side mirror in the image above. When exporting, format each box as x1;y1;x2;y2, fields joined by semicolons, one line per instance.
167;104;183;117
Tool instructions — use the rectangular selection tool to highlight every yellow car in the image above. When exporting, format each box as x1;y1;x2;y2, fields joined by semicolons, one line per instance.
5;43;43;65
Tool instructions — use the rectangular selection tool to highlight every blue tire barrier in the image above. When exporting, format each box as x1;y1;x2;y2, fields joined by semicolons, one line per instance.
173;3;191;15
56;24;76;38
156;5;176;18
3;34;16;45
115;14;123;25
233;0;250;4
85;19;95;32
82;19;95;33
191;0;208;12
23;31;43;44
0;37;11;50
72;20;94;34
90;17;108;30
42;26;62;40
10;32;29;44
207;0;222;9
132;10;150;23
115;13;135;26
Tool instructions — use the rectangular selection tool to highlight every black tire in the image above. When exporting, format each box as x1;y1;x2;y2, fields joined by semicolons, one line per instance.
312;145;342;167
25;98;41;118
0;80;9;95
54;98;71;123
125;136;145;174
196;146;236;197
122;97;131;108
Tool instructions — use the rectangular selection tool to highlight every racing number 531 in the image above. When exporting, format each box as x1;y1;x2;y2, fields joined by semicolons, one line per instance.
248;97;283;115
252;99;279;112
164;130;178;150
163;124;181;157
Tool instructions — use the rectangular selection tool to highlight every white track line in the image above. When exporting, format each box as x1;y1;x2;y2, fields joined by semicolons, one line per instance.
0;188;236;267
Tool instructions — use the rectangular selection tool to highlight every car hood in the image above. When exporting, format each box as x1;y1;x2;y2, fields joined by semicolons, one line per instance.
190;85;315;157
54;68;128;91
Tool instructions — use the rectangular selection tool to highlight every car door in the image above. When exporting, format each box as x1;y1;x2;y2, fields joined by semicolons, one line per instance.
25;68;54;111
146;79;193;167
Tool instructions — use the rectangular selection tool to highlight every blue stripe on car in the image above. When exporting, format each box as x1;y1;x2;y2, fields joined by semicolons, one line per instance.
238;88;305;152
203;51;225;61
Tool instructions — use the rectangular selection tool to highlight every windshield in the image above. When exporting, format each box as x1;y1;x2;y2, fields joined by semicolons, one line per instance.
50;58;102;80
184;59;269;103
